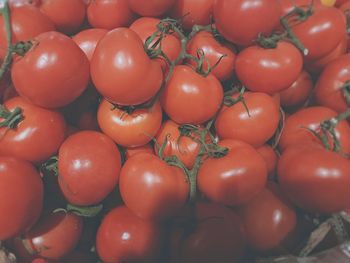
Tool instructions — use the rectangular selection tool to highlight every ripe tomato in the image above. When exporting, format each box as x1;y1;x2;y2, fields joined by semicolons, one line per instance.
257;144;278;178
9;0;41;7
161;65;223;124
215;92;280;147
213;0;282;46
321;0;336;5
127;0;176;17
96;206;163;263
170;0;214;31
236;42;303;94
278;143;350;213
336;0;349;6
279;0;322;15
39;0;86;34
58;131;121;206
187;31;236;81
125;143;154;160
0;97;66;163
279;106;350;154
97;99;163;147
198;140;268;206
87;0;136;30
0;157;43;240
119;153;189;220
0;6;55;49
314;54;350;114
72;28;107;61
11;31;90;109
91;28;163;106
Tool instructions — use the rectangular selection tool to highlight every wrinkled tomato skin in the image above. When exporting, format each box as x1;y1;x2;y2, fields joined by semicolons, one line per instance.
0;97;66;163
257;144;278;178
0;157;43;240
119;153;189;220
125;143;154;160
96;206;163;263
58;131;121;206
11;31;90;109
97;99;162;147
127;0;176;17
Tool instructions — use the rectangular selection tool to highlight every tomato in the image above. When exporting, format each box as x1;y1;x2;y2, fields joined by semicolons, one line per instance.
237;185;297;252
187;31;236;81
336;0;350;6
14;212;82;261
339;0;350;10
39;0;86;34
279;106;350;154
119;153;189;220
293;6;346;60
257;144;278;178
0;97;66;163
0;6;55;49
280;70;313;109
127;0;176;17
58;131;121;206
215;92;280;147
198;140;268;206
125;143;154;160
278;143;350;213
91;28;163;106
161;65;223;124
155;120;200;169
314;54;350;114
279;0;322;15
96;206;163;263
236;42;303;94
9;0;41;7
97;99;163;147
0;157;43;240
72;28;107;61
213;0;282;46
11;31;90;109
170;0;214;31
321;0;336;5
87;0;136;30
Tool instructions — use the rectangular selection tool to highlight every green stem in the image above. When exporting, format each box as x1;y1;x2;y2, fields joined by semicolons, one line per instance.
0;1;12;80
0;105;23;128
280;16;308;55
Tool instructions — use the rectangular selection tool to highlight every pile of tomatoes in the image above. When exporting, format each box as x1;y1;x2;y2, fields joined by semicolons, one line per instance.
0;0;350;262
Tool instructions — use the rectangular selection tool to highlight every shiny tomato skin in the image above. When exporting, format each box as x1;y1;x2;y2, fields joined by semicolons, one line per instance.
72;28;107;61
198;139;268;206
187;31;236;81
119;153;189;220
58;131;121;206
213;0;282;46
161;65;223;125
125;143;154;160
127;0;176;16
257;144;278;177
0;97;66;163
236;42;303;94
11;31;90;109
0;157;43;240
91;28;163;106
97;99;162;147
87;0;136;29
215;92;280;147
9;0;41;7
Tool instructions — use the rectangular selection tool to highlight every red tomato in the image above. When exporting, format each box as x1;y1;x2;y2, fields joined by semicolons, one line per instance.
1;83;18;103
0;157;43;240
0;97;66;163
236;42;303;94
127;0;176;17
279;106;350;154
119;153;189;220
336;0;349;6
215;92;280;147
198;140;268;206
238;186;297;252
96;206;163;263
279;0;322;15
0;6;55;49
39;0;86;34
280;70;313;108
170;0;214;31
314;54;350;114
125;143;154;160
72;28;108;61
213;0;282;46
58;131;121;205
87;0;136;30
97;99;163;147
9;0;41;7
339;0;350;10
11;31;90;109
155;120;200;169
161;65;223;124
257;144;278;177
91;28;163;105
187;31;236;81
278;143;350;213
